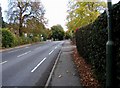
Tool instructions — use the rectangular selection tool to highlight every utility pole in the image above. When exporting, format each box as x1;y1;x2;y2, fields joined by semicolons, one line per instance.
0;6;2;28
106;0;114;87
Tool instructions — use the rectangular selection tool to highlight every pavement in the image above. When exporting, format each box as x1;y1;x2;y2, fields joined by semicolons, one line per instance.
47;40;82;87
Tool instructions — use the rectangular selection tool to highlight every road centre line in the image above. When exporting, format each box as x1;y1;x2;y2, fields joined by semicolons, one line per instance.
0;61;7;64
8;46;29;53
55;46;57;49
49;50;54;55
8;50;18;53
25;47;29;48
17;51;31;57
34;47;41;50
31;57;47;73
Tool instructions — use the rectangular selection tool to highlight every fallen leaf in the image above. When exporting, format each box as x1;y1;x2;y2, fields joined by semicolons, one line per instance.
90;78;94;81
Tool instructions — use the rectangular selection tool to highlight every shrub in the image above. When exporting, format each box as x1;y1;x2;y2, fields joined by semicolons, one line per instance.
17;36;32;45
75;2;120;87
32;36;40;42
1;28;15;48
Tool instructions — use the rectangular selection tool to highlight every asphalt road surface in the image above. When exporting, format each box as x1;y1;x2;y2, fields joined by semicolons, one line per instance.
1;41;64;87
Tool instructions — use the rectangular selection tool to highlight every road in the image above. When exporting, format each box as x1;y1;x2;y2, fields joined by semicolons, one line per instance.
1;41;64;86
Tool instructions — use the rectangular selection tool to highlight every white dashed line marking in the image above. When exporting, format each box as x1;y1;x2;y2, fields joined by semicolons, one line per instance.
0;61;7;64
55;46;57;49
8;50;18;53
25;47;29;48
17;51;31;57
34;47;41;51
49;50;54;55
8;46;29;53
31;57;47;72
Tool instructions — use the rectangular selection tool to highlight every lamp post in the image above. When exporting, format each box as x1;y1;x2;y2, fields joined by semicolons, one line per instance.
106;0;114;87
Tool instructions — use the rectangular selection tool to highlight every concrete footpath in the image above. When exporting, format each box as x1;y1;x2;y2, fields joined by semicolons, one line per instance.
47;40;82;87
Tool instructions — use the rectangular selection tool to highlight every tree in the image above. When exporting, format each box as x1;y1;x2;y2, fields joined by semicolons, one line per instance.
66;0;106;32
65;30;71;39
2;19;8;28
44;28;52;40
7;0;47;36
51;24;65;41
24;18;45;34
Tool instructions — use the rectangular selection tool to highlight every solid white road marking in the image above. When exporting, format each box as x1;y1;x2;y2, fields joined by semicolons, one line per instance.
49;50;54;55
0;61;7;64
17;51;31;57
31;57;47;72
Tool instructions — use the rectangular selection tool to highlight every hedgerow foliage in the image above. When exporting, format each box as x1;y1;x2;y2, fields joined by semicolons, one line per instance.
1;28;15;48
75;2;120;87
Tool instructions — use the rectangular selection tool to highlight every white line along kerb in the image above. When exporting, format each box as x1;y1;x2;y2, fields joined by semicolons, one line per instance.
31;57;47;73
0;61;7;64
17;51;31;57
49;50;54;55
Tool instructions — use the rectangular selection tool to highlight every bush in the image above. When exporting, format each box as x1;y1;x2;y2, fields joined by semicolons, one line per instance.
75;2;120;87
32;36;40;42
1;28;15;48
17;36;32;45
12;35;19;46
0;28;42;48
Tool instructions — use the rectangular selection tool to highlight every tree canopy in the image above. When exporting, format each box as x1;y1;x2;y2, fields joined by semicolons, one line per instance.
7;0;47;36
66;0;106;33
51;24;65;40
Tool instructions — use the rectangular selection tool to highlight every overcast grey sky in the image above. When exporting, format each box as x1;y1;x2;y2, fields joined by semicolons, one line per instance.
0;0;119;31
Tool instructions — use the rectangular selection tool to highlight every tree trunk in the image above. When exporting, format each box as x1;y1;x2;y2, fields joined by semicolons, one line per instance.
19;10;23;36
19;24;22;36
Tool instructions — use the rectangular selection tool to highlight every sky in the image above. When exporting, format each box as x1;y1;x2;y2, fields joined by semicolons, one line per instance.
0;0;120;31
41;0;68;31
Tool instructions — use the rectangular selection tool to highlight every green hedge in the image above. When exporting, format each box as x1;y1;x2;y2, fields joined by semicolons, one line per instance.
0;28;42;48
75;2;120;87
1;28;15;48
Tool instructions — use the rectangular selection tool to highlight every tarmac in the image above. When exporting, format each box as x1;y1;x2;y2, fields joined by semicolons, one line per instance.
1;40;82;87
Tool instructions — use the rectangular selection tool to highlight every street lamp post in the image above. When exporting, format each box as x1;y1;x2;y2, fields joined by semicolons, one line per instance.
106;0;114;87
